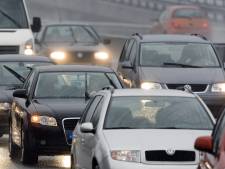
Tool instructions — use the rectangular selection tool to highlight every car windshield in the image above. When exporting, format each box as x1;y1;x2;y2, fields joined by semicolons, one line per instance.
34;72;121;98
104;96;213;130
140;43;220;67
0;62;50;87
173;8;206;18
0;0;28;29
43;25;98;44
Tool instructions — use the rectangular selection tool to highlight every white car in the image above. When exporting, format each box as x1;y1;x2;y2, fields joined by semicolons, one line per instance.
71;89;215;169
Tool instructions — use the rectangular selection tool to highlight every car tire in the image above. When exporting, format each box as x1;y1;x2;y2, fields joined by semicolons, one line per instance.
20;125;38;165
71;155;76;169
9;122;18;160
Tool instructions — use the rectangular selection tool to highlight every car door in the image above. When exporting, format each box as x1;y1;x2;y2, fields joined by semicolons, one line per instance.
75;95;102;169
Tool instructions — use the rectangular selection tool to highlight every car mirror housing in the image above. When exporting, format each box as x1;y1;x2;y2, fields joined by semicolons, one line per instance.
13;89;27;99
31;17;42;33
121;61;133;69
194;136;213;154
80;122;95;133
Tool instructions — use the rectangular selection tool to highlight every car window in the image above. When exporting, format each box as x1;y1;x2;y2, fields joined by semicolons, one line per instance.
91;98;104;128
129;41;137;64
173;8;206;18
83;96;102;123
119;40;130;62
124;39;135;61
104;96;213;130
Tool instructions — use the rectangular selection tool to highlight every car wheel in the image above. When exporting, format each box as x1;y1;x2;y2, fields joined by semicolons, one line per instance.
9;122;18;160
20;125;38;165
70;155;76;169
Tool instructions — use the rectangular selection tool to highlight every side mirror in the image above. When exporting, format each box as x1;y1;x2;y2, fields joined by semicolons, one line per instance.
103;39;111;45
121;61;133;69
13;89;27;99
80;122;95;133
31;17;42;33
194;136;213;154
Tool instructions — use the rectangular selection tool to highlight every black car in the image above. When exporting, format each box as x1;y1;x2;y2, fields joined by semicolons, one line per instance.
118;34;225;118
9;65;123;164
35;23;112;66
0;55;53;137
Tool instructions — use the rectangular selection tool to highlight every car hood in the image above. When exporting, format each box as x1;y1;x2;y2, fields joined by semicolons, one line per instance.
33;98;88;118
103;129;211;151
139;67;225;84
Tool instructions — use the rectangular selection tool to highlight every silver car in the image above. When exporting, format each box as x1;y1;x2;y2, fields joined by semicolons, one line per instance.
71;89;215;169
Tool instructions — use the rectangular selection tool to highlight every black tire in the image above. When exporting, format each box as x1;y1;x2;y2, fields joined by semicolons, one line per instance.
20;125;38;165
9;122;18;160
71;155;76;169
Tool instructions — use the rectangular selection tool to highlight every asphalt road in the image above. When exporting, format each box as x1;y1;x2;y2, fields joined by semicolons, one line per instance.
0;135;70;169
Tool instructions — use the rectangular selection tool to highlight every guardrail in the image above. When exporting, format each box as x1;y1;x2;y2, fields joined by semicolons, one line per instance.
100;0;225;21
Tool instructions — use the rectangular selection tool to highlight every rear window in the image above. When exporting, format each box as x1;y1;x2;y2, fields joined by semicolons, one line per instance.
173;8;206;18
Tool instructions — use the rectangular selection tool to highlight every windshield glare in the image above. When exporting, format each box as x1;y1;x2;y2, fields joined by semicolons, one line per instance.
140;43;220;67
104;96;213;130
0;62;50;86
0;0;28;29
35;72;121;98
43;25;98;44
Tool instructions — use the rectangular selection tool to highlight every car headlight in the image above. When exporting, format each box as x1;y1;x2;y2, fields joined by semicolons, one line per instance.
211;83;225;92
24;39;34;55
50;51;66;61
0;102;11;111
31;115;57;126
111;150;141;163
94;51;109;60
141;82;162;90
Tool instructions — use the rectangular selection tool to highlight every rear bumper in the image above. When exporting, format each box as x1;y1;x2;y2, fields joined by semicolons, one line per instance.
0;110;9;134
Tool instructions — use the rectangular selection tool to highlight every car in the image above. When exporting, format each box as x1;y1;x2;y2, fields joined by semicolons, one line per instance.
71;88;214;169
150;5;211;39
194;107;225;169
117;34;225;118
35;23;112;66
0;55;53;138
9;65;123;164
214;43;225;63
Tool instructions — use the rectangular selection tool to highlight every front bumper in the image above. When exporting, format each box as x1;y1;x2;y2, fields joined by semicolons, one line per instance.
101;157;198;169
0;110;9;134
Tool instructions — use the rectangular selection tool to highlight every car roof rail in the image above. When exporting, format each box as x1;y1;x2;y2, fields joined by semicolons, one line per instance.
190;34;208;41
102;86;115;93
132;33;143;40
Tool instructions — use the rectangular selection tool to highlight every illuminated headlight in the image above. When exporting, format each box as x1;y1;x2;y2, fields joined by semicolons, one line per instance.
50;51;65;61
0;102;11;111
211;83;225;92
94;51;109;60
31;115;57;126
141;82;162;90
111;150;141;163
24;39;34;55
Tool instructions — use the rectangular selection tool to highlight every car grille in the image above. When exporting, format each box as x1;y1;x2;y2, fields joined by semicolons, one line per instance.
62;118;80;145
0;46;19;54
145;150;196;162
68;51;95;63
166;84;208;92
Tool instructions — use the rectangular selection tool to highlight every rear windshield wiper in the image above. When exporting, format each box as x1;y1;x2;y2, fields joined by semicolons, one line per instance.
163;62;202;68
3;65;26;83
0;8;22;28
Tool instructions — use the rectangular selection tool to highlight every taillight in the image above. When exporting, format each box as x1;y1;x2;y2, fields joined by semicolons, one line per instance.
171;21;179;28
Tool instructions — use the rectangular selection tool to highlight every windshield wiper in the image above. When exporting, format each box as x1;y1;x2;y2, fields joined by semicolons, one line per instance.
163;62;202;68
0;8;22;28
3;65;26;83
156;127;181;129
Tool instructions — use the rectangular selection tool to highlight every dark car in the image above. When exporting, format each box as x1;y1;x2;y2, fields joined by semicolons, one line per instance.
0;55;53;137
9;65;123;164
35;23;112;66
118;34;225;118
194;108;225;169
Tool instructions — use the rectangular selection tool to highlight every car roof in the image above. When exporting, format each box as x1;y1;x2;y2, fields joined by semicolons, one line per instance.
0;55;52;62
111;89;195;97
136;34;209;43
35;65;115;73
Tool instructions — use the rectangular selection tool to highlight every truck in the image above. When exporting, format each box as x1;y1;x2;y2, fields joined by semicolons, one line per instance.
0;0;41;55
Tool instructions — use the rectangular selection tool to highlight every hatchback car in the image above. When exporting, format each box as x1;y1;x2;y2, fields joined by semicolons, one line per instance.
118;34;225;118
195;107;225;169
150;5;211;39
9;65;123;164
0;55;53;137
35;23;112;66
71;89;214;169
